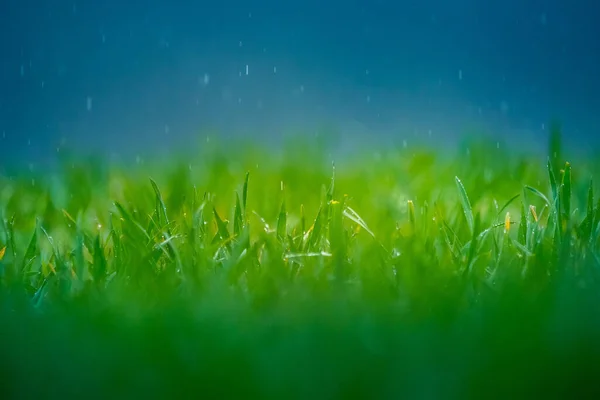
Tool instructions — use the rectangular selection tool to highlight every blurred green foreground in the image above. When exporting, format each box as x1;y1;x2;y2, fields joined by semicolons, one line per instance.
1;127;600;399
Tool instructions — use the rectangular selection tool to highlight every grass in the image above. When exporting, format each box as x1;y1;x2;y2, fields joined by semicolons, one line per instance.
1;126;600;399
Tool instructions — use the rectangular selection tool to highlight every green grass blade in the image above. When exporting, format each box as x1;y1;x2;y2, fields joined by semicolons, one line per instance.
524;185;552;208
242;172;249;217
326;162;335;203
455;176;474;234
497;193;520;217
343;206;375;238
276;198;287;243
21;219;39;274
307;207;324;251
234;193;243;237
150;178;170;234
463;212;481;277
213;207;230;242
518;200;527;245
547;158;558;202
329;198;347;280
561;162;572;226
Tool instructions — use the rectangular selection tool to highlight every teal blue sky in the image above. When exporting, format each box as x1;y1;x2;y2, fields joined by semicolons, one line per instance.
1;0;598;165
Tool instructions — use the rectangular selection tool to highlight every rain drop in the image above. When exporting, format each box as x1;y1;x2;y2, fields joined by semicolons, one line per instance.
200;73;210;86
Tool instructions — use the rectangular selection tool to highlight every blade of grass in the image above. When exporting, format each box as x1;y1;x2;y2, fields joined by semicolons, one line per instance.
343;206;375;238
242;172;249;219
455;176;474;234
276;198;287;243
213;207;230;242
234;193;243;237
497;193;520;217
150;178;171;235
561;162;572;227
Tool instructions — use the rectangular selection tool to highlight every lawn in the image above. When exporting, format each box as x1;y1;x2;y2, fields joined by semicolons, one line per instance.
1;125;600;399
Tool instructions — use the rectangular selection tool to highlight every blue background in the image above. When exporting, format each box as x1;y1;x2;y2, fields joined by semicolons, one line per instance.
1;0;599;164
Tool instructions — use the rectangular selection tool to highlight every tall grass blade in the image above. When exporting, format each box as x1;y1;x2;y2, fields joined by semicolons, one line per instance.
561;162;572;226
234;193;243;237
276;198;287;243
455;176;474;234
242;172;249;218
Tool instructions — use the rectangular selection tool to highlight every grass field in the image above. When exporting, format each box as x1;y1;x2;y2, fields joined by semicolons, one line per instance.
1;125;600;399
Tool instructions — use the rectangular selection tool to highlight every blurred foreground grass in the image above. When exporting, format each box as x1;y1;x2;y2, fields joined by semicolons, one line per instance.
1;127;600;399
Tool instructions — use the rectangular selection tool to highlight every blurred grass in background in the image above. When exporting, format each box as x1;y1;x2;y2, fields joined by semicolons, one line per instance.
1;123;600;399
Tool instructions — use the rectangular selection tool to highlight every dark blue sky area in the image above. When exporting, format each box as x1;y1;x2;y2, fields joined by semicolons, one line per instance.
1;0;599;164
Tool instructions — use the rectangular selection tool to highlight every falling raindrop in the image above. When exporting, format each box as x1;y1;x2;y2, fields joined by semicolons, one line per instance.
200;73;210;86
